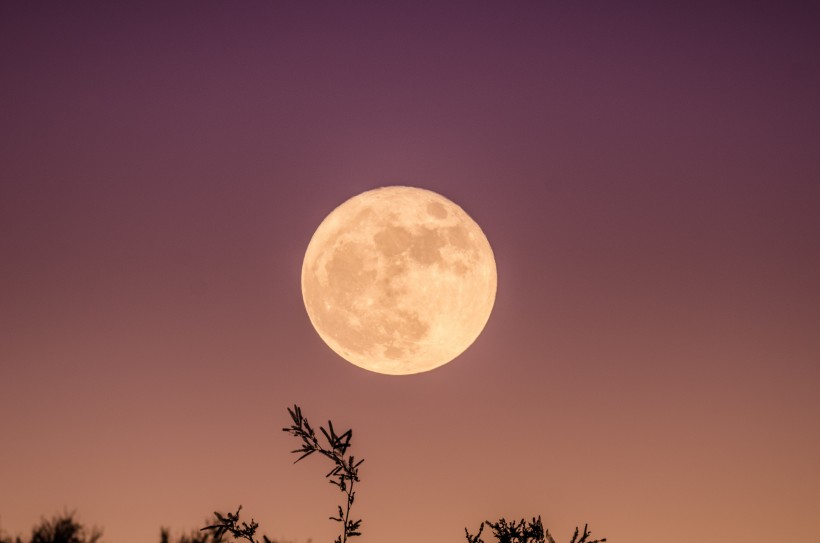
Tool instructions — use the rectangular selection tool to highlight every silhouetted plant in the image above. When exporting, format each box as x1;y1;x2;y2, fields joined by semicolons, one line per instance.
201;404;605;543
566;525;605;543
201;507;278;543
465;517;605;543
162;515;229;543
24;513;101;543
282;405;363;543
203;405;363;543
0;527;23;543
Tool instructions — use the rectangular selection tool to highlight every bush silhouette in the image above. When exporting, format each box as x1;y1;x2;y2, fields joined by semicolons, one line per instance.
161;516;234;543
0;513;101;543
0;527;23;543
465;517;605;543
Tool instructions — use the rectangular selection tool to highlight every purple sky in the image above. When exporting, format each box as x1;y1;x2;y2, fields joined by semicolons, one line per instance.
1;3;819;543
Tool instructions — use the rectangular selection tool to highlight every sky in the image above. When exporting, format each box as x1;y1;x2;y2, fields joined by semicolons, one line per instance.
1;3;819;543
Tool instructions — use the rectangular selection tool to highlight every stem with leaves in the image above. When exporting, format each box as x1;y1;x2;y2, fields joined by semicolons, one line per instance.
283;405;364;543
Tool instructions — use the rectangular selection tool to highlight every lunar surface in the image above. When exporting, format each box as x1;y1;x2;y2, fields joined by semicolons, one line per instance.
301;186;497;375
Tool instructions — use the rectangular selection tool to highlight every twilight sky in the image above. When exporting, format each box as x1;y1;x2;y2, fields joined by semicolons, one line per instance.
1;3;819;543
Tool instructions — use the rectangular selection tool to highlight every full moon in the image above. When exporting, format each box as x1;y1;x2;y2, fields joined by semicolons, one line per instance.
301;186;497;375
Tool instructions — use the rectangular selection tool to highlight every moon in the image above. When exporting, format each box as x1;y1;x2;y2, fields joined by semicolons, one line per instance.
301;186;497;375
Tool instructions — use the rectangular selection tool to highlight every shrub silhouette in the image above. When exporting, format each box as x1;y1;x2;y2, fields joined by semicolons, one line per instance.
2;513;286;543
204;405;607;543
465;517;606;543
200;507;276;543
3;513;230;543
0;513;101;543
0;526;23;543
161;516;233;543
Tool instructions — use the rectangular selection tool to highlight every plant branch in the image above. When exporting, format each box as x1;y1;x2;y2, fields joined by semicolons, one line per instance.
283;405;363;543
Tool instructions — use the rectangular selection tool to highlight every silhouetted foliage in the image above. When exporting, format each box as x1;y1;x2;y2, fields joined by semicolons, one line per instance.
200;507;278;543
202;404;605;543
203;405;363;543
465;517;606;543
0;529;23;543
6;404;606;543
161;516;227;543
282;405;363;543
9;513;103;543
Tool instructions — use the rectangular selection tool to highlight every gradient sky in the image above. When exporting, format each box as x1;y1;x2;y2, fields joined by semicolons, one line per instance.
1;3;819;543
